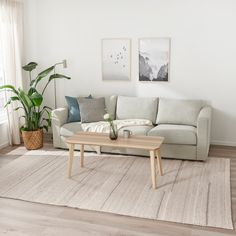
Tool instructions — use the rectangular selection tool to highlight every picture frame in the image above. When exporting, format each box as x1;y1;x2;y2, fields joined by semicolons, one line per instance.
139;38;170;82
102;38;131;81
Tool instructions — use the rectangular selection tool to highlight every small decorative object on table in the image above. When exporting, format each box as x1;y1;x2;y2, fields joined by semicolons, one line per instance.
123;129;132;139
104;113;118;140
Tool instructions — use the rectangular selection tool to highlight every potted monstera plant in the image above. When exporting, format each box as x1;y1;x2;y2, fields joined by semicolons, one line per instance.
0;62;70;150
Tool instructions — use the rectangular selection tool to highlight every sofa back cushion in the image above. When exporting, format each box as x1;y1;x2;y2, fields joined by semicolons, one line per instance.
104;95;117;120
116;96;158;123
156;98;203;127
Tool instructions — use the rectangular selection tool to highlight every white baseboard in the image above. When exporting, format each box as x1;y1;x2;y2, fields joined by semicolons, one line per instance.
0;141;9;149
211;140;236;147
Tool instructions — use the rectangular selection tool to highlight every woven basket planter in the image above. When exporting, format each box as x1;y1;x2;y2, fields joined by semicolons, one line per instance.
22;129;43;150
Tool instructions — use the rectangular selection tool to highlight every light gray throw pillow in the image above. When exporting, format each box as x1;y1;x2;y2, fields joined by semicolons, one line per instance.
78;97;106;123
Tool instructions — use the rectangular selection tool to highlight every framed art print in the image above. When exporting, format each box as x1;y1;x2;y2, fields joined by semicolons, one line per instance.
139;38;170;82
102;38;131;81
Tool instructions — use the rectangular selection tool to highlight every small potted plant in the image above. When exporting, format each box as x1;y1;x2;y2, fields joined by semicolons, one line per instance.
0;62;70;150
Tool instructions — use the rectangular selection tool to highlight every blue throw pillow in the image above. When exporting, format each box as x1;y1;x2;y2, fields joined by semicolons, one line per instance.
65;95;92;123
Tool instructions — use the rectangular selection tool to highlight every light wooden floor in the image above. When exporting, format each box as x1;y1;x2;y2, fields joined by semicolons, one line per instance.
0;141;235;236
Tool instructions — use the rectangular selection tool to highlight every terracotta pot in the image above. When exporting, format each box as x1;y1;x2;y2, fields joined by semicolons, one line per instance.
21;129;43;150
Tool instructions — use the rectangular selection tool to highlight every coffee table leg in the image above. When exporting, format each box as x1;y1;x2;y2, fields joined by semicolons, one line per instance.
68;143;75;178
80;144;84;167
150;150;157;189
156;149;163;176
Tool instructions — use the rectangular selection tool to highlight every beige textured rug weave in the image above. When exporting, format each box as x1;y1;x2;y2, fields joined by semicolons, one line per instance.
0;147;233;229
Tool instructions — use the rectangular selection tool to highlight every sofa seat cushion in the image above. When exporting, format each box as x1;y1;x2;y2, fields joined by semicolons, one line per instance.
148;124;197;145
81;119;153;133
60;122;83;137
118;125;154;136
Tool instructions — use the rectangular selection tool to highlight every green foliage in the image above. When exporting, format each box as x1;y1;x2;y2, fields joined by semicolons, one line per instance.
22;62;38;72
0;62;71;132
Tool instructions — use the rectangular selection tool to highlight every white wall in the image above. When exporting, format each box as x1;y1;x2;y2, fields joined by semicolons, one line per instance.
24;0;236;146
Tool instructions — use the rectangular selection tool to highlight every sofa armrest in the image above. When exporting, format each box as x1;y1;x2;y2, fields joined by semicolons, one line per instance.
197;106;212;160
51;107;68;147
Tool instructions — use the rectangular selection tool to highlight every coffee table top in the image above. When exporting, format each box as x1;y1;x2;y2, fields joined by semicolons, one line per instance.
66;132;164;150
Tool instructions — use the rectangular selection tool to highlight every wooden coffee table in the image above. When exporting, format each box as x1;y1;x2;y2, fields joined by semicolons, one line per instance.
66;132;164;189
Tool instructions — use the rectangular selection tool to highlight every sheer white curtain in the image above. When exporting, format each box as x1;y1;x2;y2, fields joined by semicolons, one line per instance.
0;0;23;145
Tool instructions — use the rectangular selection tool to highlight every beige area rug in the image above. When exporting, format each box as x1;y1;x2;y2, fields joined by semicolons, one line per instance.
0;147;233;229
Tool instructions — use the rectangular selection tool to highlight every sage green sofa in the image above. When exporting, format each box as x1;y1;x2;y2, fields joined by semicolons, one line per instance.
52;96;212;161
